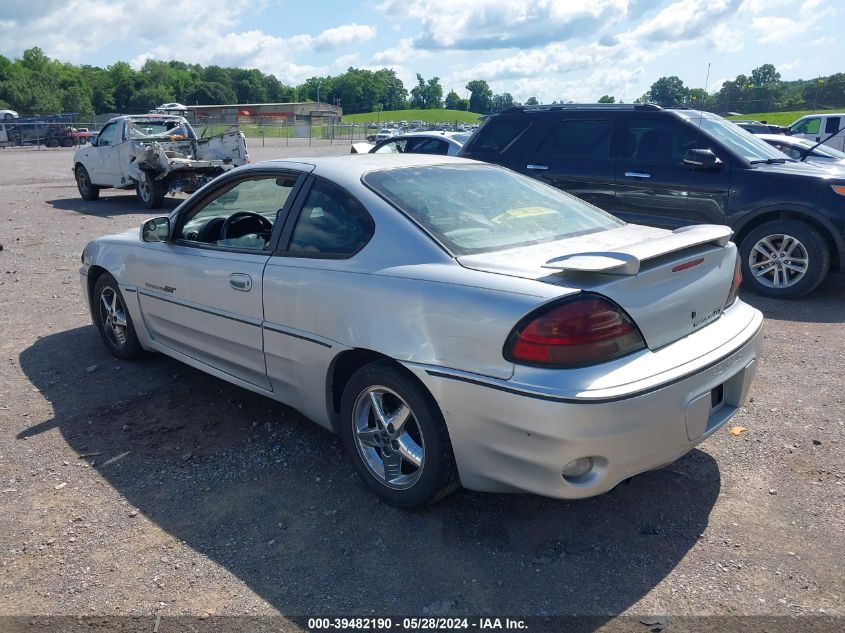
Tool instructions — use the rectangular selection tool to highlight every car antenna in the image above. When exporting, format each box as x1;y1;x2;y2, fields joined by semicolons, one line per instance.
693;62;710;152
798;126;844;161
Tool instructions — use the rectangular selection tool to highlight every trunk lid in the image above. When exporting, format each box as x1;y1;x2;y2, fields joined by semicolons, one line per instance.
458;224;737;350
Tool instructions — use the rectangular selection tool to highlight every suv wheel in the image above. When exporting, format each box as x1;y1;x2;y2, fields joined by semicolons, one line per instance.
739;220;829;298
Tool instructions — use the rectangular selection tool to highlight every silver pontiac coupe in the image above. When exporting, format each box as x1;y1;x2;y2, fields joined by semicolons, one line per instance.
80;155;763;508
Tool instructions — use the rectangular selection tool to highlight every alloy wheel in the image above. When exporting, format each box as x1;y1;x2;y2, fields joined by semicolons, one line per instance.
98;286;128;349
748;233;809;289
352;385;425;490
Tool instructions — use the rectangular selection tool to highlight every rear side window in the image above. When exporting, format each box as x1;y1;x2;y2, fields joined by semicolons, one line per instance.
538;119;612;157
464;118;529;152
288;180;374;257
617;118;699;162
825;117;840;134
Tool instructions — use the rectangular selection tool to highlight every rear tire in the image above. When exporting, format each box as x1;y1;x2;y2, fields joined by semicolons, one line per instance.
340;361;460;508
92;273;143;360
76;165;100;201
137;175;166;209
739;220;829;298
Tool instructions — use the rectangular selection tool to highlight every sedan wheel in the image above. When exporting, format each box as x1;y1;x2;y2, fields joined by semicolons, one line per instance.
92;273;143;360
739;220;829;299
352;386;425;490
340;361;459;507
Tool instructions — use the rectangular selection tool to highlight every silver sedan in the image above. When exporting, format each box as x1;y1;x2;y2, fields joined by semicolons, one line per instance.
80;155;762;508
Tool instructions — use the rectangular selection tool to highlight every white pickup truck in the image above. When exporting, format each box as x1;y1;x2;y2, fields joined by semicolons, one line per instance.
788;113;845;152
73;114;249;209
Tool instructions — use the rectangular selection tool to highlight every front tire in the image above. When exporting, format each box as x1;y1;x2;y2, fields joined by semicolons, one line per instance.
340;361;459;508
76;165;100;201
739;220;829;298
92;273;143;360
136;174;166;209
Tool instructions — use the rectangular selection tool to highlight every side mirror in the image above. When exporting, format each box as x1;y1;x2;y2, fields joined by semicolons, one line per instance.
141;217;170;242
90;138;98;147
683;148;723;170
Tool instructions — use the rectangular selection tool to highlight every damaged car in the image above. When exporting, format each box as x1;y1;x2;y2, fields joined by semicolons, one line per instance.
73;114;249;209
80;155;762;508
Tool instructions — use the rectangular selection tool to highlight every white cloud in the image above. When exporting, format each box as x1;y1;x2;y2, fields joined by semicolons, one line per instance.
313;23;376;51
378;0;629;50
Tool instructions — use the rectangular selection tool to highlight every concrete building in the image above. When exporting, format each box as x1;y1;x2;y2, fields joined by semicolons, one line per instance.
185;101;342;125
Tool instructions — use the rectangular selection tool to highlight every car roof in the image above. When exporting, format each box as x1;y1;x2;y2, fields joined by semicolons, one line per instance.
244;154;485;187
757;133;799;143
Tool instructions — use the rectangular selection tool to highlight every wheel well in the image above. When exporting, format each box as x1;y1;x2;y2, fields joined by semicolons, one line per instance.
86;265;109;307
734;211;840;271
326;348;427;433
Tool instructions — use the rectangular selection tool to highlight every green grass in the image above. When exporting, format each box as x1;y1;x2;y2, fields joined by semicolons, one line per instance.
341;109;483;125
724;110;820;127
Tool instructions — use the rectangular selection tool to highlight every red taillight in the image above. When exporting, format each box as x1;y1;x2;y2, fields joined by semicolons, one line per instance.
726;252;742;306
504;294;645;368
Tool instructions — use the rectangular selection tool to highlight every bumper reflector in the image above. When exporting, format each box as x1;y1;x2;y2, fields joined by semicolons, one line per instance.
562;457;594;479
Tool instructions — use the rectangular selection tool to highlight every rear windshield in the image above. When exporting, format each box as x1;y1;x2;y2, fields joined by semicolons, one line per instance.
363;164;622;255
463;118;529;153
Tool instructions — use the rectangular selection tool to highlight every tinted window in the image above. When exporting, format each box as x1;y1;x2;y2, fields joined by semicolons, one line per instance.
538;119;612;157
289;180;373;256
825;117;840;134
464;118;529;152
618;118;699;162
364;164;621;255
179;176;297;250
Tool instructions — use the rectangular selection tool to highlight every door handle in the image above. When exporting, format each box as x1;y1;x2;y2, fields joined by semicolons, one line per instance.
624;171;651;179
229;273;252;291
526;164;549;170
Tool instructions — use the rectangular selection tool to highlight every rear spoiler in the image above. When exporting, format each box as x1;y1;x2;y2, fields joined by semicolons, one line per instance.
543;225;733;275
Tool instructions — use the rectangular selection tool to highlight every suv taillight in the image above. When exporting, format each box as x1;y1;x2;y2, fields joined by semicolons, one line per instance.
726;252;742;307
504;294;645;368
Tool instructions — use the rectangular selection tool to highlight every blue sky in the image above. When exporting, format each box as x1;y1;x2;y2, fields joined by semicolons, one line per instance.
0;0;841;104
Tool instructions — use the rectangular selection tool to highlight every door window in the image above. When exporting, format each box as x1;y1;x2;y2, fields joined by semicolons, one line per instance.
792;117;821;135
824;117;840;134
97;122;120;146
288;180;374;256
537;119;612;157
617;118;699;162
178;175;298;251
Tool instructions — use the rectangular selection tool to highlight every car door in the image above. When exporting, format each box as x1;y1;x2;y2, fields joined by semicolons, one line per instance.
84;121;120;184
261;177;375;424
523;116;616;211
135;170;305;390
613;116;730;228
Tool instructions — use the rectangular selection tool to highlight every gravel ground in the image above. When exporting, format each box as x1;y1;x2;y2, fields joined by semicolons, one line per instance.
0;140;843;631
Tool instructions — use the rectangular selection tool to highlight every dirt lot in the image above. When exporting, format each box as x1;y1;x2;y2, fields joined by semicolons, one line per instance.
0;141;843;631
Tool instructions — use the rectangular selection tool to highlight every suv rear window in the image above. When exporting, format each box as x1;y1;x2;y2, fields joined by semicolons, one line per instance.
464;118;529;153
537;119;612;157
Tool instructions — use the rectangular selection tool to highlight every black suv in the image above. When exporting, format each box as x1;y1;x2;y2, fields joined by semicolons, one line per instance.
460;104;845;298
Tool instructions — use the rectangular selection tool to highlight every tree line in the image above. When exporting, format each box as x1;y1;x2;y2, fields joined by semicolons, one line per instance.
0;47;523;118
1;49;843;119
628;64;845;113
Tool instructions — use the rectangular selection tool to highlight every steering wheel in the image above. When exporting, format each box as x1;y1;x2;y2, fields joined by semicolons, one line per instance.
220;211;273;242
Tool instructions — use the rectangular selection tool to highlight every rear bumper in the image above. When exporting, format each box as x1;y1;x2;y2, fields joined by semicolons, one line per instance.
406;304;763;499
